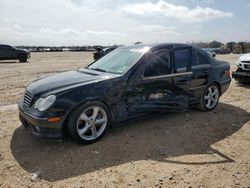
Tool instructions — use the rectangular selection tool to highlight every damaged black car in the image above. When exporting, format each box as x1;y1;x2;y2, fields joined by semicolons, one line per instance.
19;43;231;143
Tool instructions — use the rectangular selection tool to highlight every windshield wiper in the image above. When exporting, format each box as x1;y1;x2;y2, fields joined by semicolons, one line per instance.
89;68;107;72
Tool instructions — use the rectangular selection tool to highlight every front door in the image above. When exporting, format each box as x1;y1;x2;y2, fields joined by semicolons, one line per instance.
127;48;191;116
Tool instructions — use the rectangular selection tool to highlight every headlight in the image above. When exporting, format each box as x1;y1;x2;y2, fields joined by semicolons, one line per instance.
236;59;241;66
34;95;56;111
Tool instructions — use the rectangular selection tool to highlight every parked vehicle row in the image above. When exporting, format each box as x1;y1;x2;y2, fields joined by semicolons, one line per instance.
18;43;231;144
27;47;96;52
212;48;230;54
202;48;216;58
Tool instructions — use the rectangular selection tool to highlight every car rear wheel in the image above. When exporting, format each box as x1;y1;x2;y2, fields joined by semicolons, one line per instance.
18;54;28;63
197;83;220;111
67;101;111;144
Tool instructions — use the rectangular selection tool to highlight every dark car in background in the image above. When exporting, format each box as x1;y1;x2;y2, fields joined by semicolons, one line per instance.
203;48;216;58
93;47;117;61
0;44;30;63
19;43;231;144
213;48;230;54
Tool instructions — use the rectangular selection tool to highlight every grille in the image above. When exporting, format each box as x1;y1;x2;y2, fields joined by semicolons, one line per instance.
242;61;250;64
23;92;33;107
244;64;250;69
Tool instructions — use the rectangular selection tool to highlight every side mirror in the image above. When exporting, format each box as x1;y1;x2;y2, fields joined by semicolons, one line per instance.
213;53;216;58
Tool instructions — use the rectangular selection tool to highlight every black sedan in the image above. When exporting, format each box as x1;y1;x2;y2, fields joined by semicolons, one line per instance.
19;43;231;143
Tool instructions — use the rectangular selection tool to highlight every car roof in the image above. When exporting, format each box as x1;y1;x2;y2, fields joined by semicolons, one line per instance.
122;43;195;51
0;44;12;47
120;43;211;59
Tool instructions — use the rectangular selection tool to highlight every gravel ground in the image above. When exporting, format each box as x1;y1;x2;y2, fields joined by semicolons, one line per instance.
0;52;249;188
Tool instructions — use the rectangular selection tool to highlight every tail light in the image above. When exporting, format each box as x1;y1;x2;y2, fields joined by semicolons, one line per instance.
225;65;232;78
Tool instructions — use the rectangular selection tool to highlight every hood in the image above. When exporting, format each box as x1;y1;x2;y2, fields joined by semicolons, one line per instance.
17;48;30;54
239;53;250;61
26;69;116;96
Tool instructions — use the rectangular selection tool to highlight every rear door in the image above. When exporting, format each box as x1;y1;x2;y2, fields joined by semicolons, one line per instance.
172;47;193;91
0;45;15;59
190;49;212;93
0;45;9;59
0;46;4;59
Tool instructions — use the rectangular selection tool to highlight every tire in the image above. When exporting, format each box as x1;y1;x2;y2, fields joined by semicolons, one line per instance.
197;83;220;112
18;54;28;63
67;101;111;144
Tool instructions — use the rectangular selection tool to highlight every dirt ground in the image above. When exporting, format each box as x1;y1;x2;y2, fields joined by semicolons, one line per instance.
0;52;249;188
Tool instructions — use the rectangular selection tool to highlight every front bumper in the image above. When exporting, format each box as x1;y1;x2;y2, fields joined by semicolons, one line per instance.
19;107;63;139
220;78;231;95
236;62;250;71
232;71;250;79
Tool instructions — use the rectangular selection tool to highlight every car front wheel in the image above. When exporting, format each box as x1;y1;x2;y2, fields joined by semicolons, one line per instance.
197;84;220;111
67;102;111;144
18;54;28;63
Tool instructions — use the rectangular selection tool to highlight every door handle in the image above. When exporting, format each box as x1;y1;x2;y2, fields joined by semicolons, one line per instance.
176;79;189;85
202;69;209;74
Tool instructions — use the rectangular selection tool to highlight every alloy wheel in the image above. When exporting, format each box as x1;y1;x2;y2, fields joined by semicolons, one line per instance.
76;106;107;141
204;85;219;109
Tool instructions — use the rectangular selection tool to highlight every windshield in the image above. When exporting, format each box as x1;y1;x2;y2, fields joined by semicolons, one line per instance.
88;46;149;74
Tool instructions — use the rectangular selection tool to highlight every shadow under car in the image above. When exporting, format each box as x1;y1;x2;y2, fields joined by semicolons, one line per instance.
11;102;250;182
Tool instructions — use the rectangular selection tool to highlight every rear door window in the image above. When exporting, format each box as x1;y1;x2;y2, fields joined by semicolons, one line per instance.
0;45;11;50
196;51;210;65
174;48;192;73
192;49;198;66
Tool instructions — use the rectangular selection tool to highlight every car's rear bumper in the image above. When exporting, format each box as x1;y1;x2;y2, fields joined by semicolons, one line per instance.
220;79;231;95
19;108;63;139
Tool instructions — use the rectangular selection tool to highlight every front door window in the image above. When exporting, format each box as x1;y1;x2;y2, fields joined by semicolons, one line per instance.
143;50;171;78
174;48;192;73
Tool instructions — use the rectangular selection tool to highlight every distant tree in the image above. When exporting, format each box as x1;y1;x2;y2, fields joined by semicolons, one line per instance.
226;42;235;52
209;41;223;48
232;44;242;54
245;43;250;53
193;42;210;48
239;42;247;53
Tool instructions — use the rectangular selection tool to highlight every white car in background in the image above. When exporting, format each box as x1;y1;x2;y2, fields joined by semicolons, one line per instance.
236;53;250;71
232;53;250;84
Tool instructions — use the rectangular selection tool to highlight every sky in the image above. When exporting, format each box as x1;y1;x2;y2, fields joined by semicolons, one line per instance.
0;0;249;46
